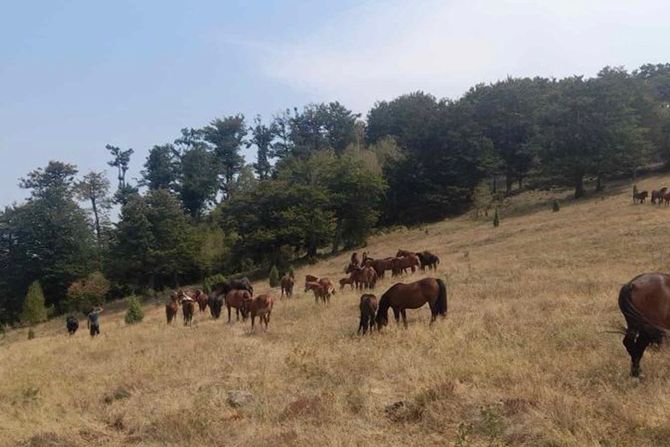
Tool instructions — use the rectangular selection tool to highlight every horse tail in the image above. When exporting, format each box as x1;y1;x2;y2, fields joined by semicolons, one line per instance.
618;282;665;345
435;278;448;316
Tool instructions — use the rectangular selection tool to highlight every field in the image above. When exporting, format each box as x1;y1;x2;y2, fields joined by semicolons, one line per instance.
3;175;670;447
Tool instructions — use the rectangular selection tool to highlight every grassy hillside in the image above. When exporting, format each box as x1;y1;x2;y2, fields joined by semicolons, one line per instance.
3;175;670;446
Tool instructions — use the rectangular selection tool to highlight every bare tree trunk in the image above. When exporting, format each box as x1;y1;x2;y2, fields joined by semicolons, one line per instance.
574;172;585;199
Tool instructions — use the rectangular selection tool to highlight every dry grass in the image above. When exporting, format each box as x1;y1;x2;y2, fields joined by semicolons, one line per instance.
3;176;670;446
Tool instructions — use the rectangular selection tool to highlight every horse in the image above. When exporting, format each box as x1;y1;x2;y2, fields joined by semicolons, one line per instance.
304;275;335;296
651;187;668;204
351;252;360;267
225;289;251;322
66;316;79;335
243;294;274;331
365;257;394;279
166;292;180;324
339;276;355;290
396;249;414;258
305;281;330;304
618;273;670;377
633;190;649;204
280;275;294;299
230;277;254;296
178;290;195;326
391;254;419;277
376;278;448;329
208;292;224;319
416;251;440;271
358;294;378;335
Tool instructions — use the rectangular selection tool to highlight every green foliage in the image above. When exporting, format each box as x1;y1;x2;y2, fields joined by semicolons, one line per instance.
203;273;227;293
552;200;560;212
268;265;280;287
493;208;500;227
75;171;112;247
203;114;248;200
65;272;110;312
142;144;179;191
21;281;48;325
178;144;219;217
124;297;144;324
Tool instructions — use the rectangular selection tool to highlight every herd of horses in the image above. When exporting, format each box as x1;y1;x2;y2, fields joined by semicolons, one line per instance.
633;185;670;204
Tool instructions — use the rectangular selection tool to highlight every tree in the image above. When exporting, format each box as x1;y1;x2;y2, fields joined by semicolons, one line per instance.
75;171;111;248
248;115;276;179
142;144;179;191
65;271;110;312
106;145;137;204
271;109;294;160
179;146;218;217
21;281;48;325
268;265;279;287
124;296;144;324
203;115;247;200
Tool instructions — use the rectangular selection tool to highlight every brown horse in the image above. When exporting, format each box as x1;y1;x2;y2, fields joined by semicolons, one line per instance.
351;252;360;267
178;290;195;326
166;292;179;324
280;275;294;299
243;294;274;331
193;289;208;312
305;281;330;304
346;265;377;290
633;190;649;204
416;251;440;271
208;292;224;319
376;278;447;329
225;289;251;323
651;187;668;204
304;275;335;295
396;249;414;258
358;294;378;335
339;276;355;290
391;254;419;277
618;273;670;377
365;257;394;279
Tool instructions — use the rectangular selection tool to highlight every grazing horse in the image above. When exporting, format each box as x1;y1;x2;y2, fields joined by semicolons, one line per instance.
618;273;670;377
66;316;79;335
305;281;330;304
633;190;649;204
280;275;294;299
178;291;195;326
225;289;251;322
416;251;440;271
391;254;419;277
304;275;335;295
396;249;414;258
230;277;254;296
358;294;378;335
243;294;274;331
651;187;668;204
376;278;448;329
208;293;224;319
365;257;394;279
166;292;180;324
193;289;208;312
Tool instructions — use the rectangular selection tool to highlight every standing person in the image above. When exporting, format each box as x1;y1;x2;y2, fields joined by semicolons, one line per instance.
87;307;103;337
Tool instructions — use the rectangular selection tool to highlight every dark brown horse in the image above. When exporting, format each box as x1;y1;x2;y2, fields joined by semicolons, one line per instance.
365;257;394;279
351;252;360;267
618;273;670;377
178;290;195;326
396;249;414;258
305;281;330;304
225;289;251;323
376;278;447;329
166;292;179;324
358;294;378;335
633;190;648;204
651;187;668;204
208;292;224;319
391;254;419;277
243;294;274;331
416;251;440;271
280;275;294;299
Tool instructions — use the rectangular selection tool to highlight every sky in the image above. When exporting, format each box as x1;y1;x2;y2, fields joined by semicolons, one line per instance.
1;0;669;206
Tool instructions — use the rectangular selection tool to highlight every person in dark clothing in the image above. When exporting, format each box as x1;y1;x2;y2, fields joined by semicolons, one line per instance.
87;307;103;337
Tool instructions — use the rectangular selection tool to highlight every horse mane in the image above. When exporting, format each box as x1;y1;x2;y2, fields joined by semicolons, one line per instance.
618;282;666;345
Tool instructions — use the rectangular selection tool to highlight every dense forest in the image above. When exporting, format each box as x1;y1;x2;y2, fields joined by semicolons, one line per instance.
2;64;670;325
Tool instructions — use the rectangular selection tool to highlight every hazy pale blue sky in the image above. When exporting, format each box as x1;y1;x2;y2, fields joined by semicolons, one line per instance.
2;0;669;206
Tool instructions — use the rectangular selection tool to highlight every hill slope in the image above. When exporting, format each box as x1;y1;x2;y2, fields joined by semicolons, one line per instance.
2;176;670;446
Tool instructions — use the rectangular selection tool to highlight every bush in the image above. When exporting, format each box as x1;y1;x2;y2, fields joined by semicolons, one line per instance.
269;265;280;288
27;328;35;340
203;273;227;293
124;297;144;325
552;200;560;212
65;272;111;312
21;281;48;326
493;208;500;227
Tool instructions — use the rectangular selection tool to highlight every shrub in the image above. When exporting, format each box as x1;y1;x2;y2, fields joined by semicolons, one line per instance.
27;328;35;340
124;297;144;324
552;200;560;212
203;274;227;293
269;265;280;287
66;272;111;312
493;208;500;227
21;281;48;326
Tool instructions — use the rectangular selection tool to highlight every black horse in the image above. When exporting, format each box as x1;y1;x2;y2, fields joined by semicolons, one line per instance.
66;316;79;335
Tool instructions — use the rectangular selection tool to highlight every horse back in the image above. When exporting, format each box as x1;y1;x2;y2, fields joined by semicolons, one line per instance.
629;272;670;330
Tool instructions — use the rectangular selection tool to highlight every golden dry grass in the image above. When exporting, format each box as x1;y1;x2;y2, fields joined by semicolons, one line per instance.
3;175;670;446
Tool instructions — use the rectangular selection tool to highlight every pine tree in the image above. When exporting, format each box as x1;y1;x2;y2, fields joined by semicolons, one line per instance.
269;265;280;287
493;208;500;227
552;200;560;212
124;297;144;324
21;281;48;325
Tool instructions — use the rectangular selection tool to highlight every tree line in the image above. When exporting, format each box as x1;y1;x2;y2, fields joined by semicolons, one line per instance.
1;63;669;324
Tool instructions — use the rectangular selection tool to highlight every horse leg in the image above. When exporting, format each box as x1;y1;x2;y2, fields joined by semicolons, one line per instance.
227;305;232;323
631;332;651;377
401;309;408;329
392;308;400;324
